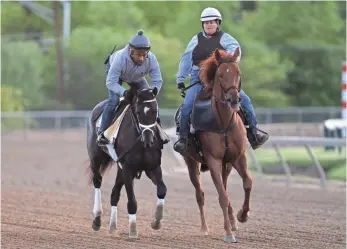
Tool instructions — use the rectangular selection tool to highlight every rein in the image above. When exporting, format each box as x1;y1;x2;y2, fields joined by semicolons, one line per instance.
210;61;241;163
212;61;241;134
115;97;159;178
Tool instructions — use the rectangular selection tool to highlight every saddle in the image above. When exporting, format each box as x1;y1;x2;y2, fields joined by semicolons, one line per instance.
95;98;130;162
174;89;249;166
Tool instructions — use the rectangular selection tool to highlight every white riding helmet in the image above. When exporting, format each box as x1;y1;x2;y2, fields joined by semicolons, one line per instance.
200;7;222;22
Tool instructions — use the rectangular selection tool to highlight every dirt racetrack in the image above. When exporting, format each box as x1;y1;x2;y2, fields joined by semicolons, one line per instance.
1;130;346;249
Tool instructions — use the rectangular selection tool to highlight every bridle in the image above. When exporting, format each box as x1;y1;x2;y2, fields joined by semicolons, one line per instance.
212;61;242;106
211;61;242;133
137;98;158;141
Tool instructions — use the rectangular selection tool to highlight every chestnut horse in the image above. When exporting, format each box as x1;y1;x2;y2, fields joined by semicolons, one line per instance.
181;48;252;243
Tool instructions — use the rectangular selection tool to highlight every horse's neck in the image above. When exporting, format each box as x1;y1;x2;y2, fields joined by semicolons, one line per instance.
212;90;236;132
121;107;139;137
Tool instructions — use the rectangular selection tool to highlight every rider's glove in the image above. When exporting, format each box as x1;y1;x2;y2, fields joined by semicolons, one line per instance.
123;90;133;103
177;82;185;90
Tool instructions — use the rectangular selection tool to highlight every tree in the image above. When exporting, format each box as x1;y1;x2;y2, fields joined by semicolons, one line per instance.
1;41;47;110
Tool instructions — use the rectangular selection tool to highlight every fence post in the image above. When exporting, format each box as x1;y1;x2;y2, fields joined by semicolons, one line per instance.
273;144;292;185
304;145;327;188
247;146;263;176
54;113;62;130
24;116;29;141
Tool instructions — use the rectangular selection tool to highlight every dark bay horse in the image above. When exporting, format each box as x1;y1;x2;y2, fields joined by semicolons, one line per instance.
87;87;167;238
180;48;252;243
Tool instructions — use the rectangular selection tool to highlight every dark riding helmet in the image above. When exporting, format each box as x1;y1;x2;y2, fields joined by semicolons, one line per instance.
129;29;151;51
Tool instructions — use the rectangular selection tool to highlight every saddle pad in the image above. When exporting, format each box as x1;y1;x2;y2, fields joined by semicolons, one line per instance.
96;104;130;144
191;96;222;132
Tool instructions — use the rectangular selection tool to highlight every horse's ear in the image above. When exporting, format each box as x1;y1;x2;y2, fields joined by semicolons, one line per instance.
214;49;222;64
232;47;240;62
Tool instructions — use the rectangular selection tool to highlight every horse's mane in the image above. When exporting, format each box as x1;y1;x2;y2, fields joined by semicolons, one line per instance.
199;49;239;99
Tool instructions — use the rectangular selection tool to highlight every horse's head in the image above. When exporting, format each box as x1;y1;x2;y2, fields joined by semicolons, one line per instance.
135;87;158;148
200;47;242;112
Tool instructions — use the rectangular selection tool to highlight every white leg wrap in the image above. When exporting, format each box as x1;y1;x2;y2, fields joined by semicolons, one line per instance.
93;188;102;217
129;214;136;223
157;198;165;205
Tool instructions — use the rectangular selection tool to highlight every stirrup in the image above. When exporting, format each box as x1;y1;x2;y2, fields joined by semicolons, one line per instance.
97;133;110;145
173;137;188;154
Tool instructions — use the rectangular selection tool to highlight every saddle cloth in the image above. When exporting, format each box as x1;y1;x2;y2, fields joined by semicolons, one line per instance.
96;104;130;145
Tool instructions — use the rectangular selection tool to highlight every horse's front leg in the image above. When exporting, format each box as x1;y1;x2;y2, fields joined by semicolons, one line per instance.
206;156;237;243
233;153;252;223
108;167;124;234
122;166;138;238
145;165;167;230
222;163;238;231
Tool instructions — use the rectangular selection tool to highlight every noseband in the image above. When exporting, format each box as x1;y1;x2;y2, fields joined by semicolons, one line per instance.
137;98;158;141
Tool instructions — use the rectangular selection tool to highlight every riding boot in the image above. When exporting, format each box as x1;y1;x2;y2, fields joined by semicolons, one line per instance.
174;119;189;154
240;99;269;150
174;114;190;154
246;126;269;150
97;106;115;145
156;117;170;144
174;135;188;154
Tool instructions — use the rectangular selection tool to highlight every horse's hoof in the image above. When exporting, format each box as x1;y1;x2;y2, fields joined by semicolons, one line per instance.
151;218;161;230
237;209;250;223
155;204;164;220
92;216;101;231
201;227;209;235
224;234;237;243
108;220;117;234
151;204;164;230
129;222;137;238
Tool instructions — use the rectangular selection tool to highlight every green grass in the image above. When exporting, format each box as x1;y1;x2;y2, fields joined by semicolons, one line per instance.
248;147;346;181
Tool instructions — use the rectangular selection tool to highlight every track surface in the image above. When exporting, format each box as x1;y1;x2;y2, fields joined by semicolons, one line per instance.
2;130;346;249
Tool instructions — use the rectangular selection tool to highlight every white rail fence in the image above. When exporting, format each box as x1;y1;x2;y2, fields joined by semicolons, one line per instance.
164;128;346;189
2;111;346;188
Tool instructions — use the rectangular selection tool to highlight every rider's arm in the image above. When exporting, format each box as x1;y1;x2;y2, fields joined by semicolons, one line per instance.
148;52;163;94
106;52;126;96
176;35;198;84
221;33;242;63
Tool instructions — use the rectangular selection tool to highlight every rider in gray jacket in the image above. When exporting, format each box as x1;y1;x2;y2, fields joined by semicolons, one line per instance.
97;29;166;145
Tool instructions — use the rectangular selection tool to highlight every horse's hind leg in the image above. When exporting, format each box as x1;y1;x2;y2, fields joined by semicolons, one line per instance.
90;159;104;231
108;167;124;234
185;156;208;235
234;153;252;223
145;166;167;230
88;119;112;231
222;164;238;231
122;166;138;238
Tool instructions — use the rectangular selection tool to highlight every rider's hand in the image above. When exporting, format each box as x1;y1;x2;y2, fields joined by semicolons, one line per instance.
123;90;133;103
152;87;158;96
177;83;185;90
